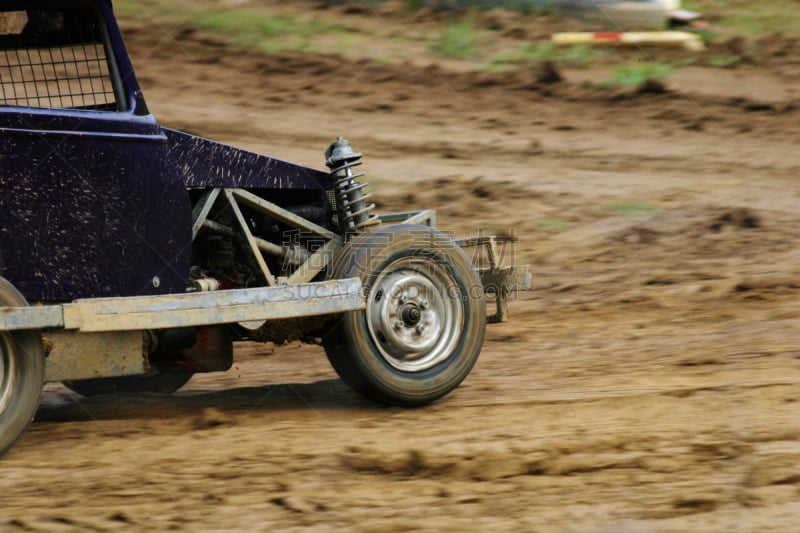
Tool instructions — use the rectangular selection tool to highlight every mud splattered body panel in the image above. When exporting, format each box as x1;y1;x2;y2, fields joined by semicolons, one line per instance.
0;1;331;301
0;120;190;300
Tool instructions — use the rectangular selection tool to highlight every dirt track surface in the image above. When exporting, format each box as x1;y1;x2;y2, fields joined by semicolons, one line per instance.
4;4;800;531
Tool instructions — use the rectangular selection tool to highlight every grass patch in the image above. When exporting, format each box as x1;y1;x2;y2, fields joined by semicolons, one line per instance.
491;43;605;68
114;0;183;20
433;18;481;59
403;0;428;9
536;219;570;229
706;55;742;68
195;12;301;39
717;12;794;36
682;1;798;37
192;10;335;52
114;1;341;54
612;62;673;87
112;2;142;18
606;202;660;217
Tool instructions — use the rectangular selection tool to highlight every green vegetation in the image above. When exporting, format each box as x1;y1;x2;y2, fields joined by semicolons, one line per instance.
114;0;341;54
402;0;428;9
196;12;302;39
111;2;141;18
536;219;570;229
115;0;193;20
113;0;797;70
706;55;742;68
491;43;605;68
433;18;481;59
192;10;337;53
606;202;660;217
718;12;794;36
683;0;797;37
612;62;673;87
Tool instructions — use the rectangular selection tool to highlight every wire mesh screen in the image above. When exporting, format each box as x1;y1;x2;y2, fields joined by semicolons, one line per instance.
0;8;118;111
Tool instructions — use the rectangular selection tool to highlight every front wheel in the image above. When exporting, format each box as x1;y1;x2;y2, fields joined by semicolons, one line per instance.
0;278;45;457
323;224;486;406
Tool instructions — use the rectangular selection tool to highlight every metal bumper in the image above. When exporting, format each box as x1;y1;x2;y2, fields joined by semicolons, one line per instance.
0;278;365;332
474;264;531;323
456;235;531;323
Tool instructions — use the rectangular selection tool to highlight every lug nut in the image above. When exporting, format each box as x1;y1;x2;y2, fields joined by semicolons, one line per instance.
394;320;404;330
416;325;425;335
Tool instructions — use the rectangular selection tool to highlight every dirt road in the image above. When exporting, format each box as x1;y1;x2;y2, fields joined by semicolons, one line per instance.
3;4;800;531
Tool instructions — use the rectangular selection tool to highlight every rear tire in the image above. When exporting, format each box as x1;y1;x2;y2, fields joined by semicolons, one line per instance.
0;278;45;457
323;224;485;406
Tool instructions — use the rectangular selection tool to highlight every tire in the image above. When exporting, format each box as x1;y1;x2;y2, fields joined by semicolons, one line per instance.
63;368;192;397
323;224;486;406
0;278;45;457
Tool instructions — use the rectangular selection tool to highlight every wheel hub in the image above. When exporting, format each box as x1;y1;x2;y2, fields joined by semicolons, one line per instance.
400;303;422;326
366;259;464;373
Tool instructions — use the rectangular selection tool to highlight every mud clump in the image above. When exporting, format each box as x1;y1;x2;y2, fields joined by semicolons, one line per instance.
471;180;495;199
636;79;669;95
614;226;661;245
709;208;761;232
536;61;564;85
192;407;233;430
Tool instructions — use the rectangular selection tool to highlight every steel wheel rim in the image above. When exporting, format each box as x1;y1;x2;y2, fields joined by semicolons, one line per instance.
366;256;464;372
0;334;17;414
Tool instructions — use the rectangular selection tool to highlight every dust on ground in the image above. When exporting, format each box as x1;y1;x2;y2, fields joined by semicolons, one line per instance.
2;2;800;531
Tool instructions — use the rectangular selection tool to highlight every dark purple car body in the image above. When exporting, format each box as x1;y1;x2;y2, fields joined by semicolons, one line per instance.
0;0;331;301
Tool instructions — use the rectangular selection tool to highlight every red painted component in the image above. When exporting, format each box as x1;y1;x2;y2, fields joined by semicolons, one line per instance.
594;32;623;40
176;326;234;373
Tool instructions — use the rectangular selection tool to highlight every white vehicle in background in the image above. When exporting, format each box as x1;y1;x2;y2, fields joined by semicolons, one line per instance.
416;0;700;30
548;0;699;29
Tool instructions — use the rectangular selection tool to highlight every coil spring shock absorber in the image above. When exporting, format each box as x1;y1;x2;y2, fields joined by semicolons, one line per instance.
325;137;380;233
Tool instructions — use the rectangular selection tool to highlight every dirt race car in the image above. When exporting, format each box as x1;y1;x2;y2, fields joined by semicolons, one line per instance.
0;1;528;457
